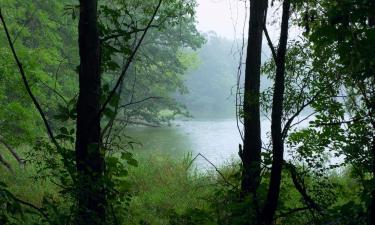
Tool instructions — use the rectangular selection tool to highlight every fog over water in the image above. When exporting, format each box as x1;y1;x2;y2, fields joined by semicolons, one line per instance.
130;0;316;169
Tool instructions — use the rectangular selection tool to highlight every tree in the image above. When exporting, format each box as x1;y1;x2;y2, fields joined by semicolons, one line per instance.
260;1;291;224
240;0;268;204
292;0;375;223
74;0;105;224
0;0;77;171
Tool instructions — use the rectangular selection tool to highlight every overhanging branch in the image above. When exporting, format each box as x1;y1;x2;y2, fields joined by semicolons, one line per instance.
99;0;163;117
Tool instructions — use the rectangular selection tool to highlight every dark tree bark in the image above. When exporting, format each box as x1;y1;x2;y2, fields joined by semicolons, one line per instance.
75;1;105;224
260;1;291;224
241;0;268;198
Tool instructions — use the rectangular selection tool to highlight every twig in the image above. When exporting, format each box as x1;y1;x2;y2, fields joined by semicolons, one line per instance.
39;80;68;105
11;8;38;44
187;153;237;189
282;93;319;139
288;111;316;130
119;96;163;108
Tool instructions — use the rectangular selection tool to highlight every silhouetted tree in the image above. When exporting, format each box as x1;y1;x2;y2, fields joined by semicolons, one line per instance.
75;0;105;224
240;0;268;223
260;1;291;224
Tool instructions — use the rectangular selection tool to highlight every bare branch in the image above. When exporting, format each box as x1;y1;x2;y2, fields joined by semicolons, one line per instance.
263;25;277;63
288;111;317;130
282;93;319;139
119;96;163;108
187;153;237;189
116;120;160;128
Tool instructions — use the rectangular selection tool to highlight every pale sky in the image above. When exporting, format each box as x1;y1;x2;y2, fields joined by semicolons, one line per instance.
195;0;294;42
196;0;248;39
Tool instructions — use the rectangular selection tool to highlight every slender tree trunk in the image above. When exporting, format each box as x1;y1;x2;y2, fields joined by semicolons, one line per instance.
75;1;105;224
241;0;268;198
260;1;290;224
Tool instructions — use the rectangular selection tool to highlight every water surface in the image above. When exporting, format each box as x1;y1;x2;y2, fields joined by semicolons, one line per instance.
126;119;243;169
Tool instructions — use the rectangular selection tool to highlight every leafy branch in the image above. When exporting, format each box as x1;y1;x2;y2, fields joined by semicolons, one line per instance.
98;0;163;117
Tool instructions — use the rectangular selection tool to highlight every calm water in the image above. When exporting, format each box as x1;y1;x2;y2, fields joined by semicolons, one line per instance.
126;118;273;169
126;117;341;170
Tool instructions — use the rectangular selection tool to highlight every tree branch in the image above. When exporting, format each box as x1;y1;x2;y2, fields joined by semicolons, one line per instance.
263;25;277;63
12;195;49;221
282;93;319;139
0;152;13;172
99;0;163;116
101;24;160;42
119;96;163;108
0;9;60;149
0;136;23;165
187;153;237;189
285;161;323;215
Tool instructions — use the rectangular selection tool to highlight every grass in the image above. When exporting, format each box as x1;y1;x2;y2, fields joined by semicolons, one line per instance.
0;147;228;224
0;146;368;225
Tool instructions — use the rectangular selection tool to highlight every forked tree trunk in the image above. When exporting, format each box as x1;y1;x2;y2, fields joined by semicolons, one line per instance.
260;1;290;224
75;0;105;224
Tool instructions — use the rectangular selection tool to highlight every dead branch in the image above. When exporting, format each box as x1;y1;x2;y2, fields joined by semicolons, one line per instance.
187;153;237;189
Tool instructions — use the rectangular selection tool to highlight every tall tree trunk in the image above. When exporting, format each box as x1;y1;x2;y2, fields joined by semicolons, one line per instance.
241;0;268;198
260;1;290;224
75;1;105;224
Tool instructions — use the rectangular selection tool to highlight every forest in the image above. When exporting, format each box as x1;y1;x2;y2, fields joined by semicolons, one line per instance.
0;0;374;224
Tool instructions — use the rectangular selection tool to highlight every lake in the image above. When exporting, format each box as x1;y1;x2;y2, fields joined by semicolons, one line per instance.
126;118;275;169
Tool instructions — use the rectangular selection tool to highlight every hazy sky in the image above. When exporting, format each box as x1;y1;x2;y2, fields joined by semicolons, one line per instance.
196;0;247;39
195;0;292;42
